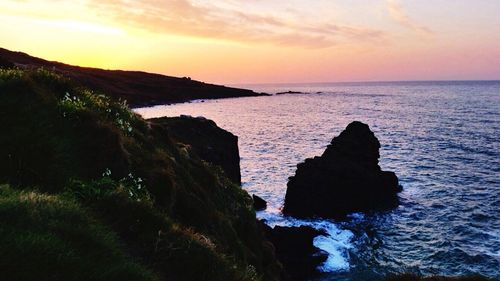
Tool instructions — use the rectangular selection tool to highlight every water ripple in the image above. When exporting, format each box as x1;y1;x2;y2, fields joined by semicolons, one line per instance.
136;81;500;280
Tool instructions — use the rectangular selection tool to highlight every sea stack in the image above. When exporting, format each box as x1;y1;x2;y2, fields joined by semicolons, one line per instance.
283;121;402;218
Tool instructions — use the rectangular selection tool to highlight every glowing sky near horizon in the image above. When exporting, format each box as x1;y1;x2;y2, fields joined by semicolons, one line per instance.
1;0;499;84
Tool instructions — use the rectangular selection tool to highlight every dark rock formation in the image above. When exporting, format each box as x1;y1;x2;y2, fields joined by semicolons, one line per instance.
275;91;306;95
0;47;268;107
151;115;241;185
253;194;267;211
261;222;327;281
283;121;402;218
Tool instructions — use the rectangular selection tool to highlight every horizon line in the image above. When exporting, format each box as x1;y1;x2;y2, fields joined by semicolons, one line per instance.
229;79;500;87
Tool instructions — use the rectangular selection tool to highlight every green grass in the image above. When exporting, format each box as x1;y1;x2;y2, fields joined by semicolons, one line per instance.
0;68;282;281
0;185;156;281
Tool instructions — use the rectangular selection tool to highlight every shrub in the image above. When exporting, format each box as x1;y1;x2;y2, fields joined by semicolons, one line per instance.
58;89;138;134
66;170;150;203
0;68;24;85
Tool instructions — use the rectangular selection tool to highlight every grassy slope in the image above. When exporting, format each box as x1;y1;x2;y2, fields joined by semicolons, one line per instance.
0;185;155;281
0;47;265;107
0;68;281;281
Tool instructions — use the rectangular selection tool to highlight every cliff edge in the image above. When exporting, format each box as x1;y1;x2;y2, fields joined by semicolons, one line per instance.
0;68;283;281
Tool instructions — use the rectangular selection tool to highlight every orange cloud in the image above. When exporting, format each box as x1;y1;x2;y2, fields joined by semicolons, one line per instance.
87;0;387;48
386;0;433;36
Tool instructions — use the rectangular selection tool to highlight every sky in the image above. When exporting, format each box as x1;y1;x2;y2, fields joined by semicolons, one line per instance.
1;0;500;84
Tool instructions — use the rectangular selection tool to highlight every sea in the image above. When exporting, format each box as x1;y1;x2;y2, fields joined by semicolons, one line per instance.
135;81;500;281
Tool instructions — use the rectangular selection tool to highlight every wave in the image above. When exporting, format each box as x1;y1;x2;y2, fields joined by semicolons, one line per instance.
258;211;354;272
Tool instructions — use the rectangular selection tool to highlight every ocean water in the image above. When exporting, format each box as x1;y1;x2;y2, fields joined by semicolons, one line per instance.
135;81;500;280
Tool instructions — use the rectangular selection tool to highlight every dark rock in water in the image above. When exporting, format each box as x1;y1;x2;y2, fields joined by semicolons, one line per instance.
275;91;306;95
151;116;242;185
253;194;267;211
283;121;402;218
261;222;327;281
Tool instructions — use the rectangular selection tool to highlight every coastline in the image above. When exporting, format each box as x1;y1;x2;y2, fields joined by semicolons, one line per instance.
0;47;268;108
135;89;499;281
1;60;498;280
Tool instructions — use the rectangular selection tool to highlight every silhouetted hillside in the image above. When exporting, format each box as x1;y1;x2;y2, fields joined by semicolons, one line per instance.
0;47;265;107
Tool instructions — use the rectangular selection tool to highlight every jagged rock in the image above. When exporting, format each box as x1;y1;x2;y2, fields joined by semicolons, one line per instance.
151;116;242;185
260;222;327;281
283;121;402;218
253;194;267;211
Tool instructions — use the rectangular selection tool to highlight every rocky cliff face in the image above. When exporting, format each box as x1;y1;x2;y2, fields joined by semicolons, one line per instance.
283;121;401;218
261;223;327;281
152;116;241;185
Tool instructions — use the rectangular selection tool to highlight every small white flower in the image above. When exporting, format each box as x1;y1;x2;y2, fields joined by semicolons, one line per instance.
102;168;112;177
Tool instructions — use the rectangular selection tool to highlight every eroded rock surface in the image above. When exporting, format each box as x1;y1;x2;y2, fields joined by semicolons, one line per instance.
283;121;401;218
261;223;327;281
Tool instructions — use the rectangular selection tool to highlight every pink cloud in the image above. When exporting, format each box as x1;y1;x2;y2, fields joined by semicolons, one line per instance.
386;0;433;36
87;0;387;48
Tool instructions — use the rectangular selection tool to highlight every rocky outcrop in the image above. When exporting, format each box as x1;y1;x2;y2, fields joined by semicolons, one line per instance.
151;116;242;185
283;121;401;218
275;91;306;95
261;223;327;281
253;194;267;211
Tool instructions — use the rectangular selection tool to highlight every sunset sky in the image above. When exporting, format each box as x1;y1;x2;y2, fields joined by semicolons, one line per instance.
1;0;499;84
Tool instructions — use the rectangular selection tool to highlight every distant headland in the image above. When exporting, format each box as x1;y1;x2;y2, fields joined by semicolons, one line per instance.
0;47;267;107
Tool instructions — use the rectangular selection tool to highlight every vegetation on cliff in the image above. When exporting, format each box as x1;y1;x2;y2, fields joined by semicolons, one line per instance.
0;47;266;107
0;68;282;281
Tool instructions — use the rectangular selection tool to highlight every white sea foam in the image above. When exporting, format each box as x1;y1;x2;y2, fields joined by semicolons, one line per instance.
135;81;500;279
257;211;354;273
313;223;353;272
